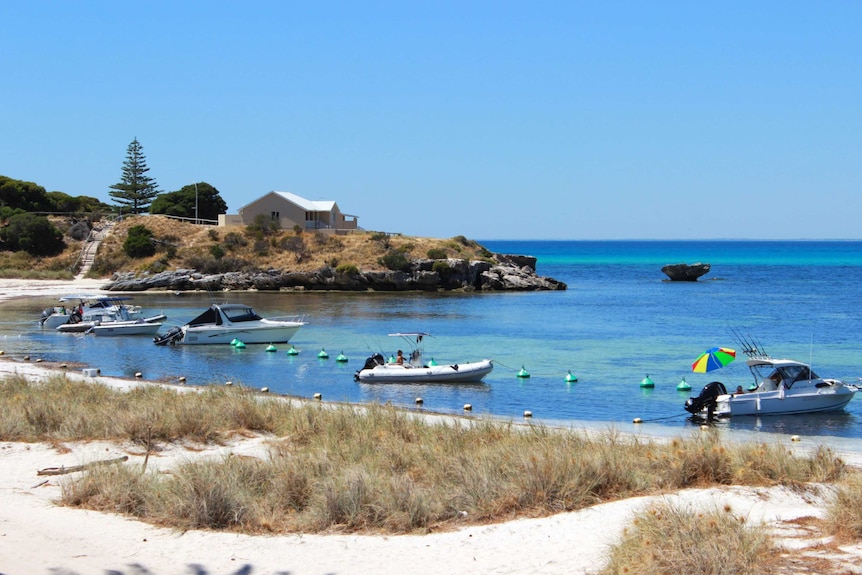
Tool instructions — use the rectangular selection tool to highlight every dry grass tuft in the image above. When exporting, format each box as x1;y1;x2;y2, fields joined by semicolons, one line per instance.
600;501;778;575
825;471;862;541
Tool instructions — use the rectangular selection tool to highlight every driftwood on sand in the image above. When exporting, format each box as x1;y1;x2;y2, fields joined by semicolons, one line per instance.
36;455;129;476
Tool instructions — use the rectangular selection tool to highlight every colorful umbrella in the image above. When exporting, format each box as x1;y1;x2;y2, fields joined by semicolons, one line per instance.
691;347;736;373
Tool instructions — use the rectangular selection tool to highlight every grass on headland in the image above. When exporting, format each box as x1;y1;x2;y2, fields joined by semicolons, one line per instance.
0;372;854;536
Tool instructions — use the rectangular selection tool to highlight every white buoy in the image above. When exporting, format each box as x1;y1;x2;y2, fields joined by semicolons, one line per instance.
700;424;710;431
791;435;801;442
60;363;67;369
225;381;233;386
314;393;322;400
36;358;43;363
524;410;533;418
135;372;143;378
178;376;187;384
463;404;472;411
415;397;424;405
633;417;643;424
261;387;270;393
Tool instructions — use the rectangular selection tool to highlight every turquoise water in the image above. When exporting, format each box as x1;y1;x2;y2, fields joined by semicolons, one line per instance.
2;240;861;441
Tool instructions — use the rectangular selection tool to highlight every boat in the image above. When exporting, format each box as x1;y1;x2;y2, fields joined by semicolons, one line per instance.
89;317;167;337
684;353;859;419
47;297;165;334
153;303;305;345
354;332;493;384
39;295;144;330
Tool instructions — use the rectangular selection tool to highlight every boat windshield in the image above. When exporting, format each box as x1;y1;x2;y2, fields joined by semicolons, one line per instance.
188;307;222;326
781;365;816;387
223;307;263;323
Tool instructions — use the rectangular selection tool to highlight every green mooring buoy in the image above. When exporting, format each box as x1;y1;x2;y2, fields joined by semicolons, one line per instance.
336;352;348;362
565;370;578;383
517;365;531;378
640;374;654;388
317;348;329;359
234;340;246;349
266;344;277;353
676;376;691;391
286;345;299;355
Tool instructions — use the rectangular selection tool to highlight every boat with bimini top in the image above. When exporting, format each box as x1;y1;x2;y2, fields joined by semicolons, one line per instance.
354;332;494;384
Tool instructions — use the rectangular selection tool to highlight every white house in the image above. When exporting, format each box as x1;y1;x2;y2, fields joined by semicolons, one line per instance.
219;191;359;232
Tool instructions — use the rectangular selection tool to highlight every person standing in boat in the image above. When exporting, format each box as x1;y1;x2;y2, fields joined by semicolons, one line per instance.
396;350;405;365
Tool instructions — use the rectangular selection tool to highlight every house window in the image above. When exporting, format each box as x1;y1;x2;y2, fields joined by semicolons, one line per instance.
271;211;279;221
305;211;314;221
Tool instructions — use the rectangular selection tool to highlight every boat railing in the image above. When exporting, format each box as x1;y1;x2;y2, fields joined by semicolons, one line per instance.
268;314;307;324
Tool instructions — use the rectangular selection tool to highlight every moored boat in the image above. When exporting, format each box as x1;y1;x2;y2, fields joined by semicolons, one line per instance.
354;332;493;384
153;303;305;345
685;352;859;419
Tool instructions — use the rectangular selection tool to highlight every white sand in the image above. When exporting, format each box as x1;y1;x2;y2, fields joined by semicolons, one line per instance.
2;279;862;574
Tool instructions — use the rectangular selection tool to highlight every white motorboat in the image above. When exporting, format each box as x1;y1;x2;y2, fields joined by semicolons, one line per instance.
89;317;167;337
153;303;305;345
40;295;144;330
354;332;493;384
685;353;859;419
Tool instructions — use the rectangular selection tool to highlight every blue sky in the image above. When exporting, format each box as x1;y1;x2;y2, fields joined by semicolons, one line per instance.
3;1;860;240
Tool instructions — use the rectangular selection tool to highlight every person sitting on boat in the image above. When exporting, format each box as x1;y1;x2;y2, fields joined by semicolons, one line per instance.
735;385;745;395
396;350;405;365
762;372;782;391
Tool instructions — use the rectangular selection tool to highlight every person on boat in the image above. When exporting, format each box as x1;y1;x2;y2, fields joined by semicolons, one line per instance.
396;350;405;365
762;372;782;391
735;385;745;395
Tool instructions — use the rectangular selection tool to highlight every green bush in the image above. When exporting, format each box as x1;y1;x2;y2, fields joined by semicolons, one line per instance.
209;244;225;260
378;251;410;272
431;261;451;275
123;225;155;258
336;263;359;276
427;248;447;260
0;213;65;256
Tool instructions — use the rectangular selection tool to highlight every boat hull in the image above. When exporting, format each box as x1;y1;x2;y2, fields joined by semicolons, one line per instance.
91;321;165;337
720;387;857;416
178;324;303;345
356;360;493;384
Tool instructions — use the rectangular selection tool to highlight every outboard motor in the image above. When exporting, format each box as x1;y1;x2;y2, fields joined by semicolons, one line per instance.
361;353;385;370
684;381;727;417
354;353;386;381
153;326;184;346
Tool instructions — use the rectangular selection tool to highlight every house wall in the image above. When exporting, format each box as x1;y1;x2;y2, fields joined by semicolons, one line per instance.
219;192;359;230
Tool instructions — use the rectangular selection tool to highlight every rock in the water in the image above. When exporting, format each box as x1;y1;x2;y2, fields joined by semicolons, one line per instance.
661;262;711;281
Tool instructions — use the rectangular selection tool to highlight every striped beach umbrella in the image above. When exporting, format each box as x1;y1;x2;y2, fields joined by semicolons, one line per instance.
691;347;736;373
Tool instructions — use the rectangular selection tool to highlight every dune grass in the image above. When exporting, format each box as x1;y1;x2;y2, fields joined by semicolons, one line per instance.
0;372;852;536
826;472;862;541
600;501;777;575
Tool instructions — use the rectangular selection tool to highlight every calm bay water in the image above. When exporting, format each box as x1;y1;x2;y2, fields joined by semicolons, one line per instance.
2;240;862;443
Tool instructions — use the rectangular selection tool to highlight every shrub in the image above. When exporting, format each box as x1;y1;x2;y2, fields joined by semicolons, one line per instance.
67;220;92;241
252;240;269;257
336;263;359;276
209;244;225;260
122;225;155;258
427;248;447;260
432;261;451;275
369;231;391;249
378;250;410;272
223;232;247;251
207;229;219;241
0;213;65;256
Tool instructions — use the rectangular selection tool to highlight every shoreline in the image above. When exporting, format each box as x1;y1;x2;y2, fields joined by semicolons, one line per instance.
3;279;862;573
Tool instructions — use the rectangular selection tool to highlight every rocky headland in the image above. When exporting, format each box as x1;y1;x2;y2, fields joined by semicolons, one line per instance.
102;253;566;292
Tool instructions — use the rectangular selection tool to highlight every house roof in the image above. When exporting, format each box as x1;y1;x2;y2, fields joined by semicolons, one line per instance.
272;190;336;212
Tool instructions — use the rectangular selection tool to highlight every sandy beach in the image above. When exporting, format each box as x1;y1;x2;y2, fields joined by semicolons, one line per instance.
2;278;862;574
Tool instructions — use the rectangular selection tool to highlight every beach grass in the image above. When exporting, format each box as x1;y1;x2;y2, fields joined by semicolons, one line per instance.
599;501;776;575
0;372;853;536
826;472;862;541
